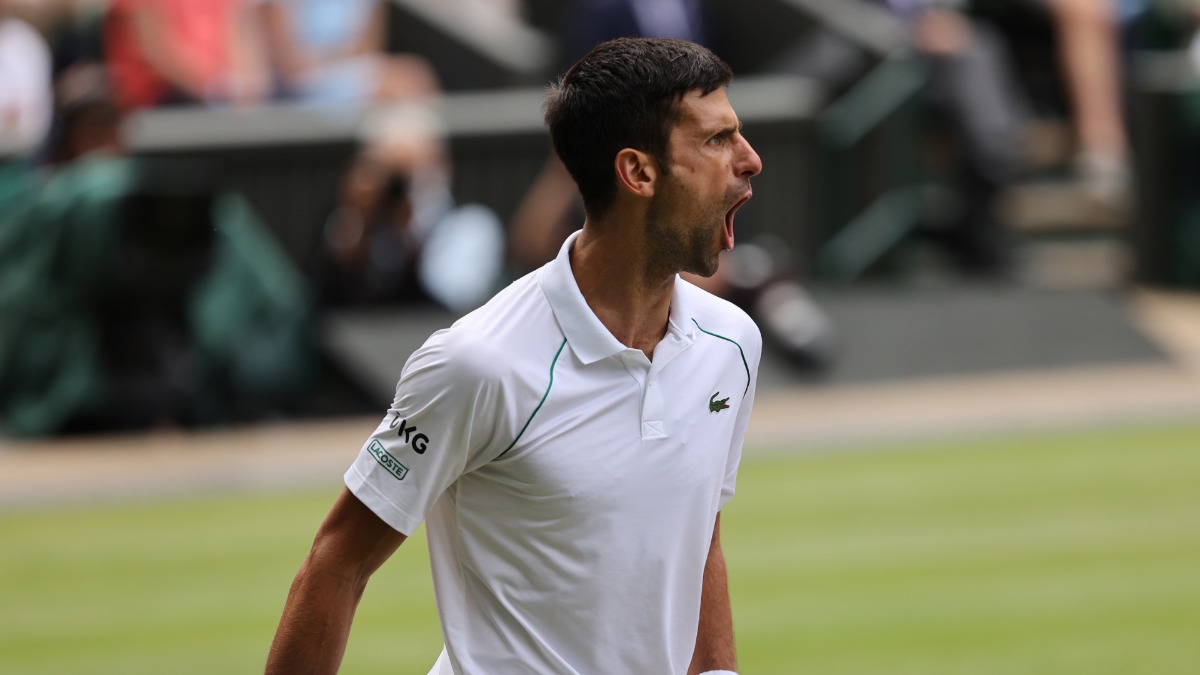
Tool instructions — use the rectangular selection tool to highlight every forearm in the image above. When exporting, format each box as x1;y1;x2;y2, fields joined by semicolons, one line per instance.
265;555;364;674
689;515;737;674
266;488;407;674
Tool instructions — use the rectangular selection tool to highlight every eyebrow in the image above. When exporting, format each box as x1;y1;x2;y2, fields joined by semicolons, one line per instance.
707;121;742;138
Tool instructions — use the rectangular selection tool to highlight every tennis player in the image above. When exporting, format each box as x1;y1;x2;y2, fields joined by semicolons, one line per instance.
266;36;762;675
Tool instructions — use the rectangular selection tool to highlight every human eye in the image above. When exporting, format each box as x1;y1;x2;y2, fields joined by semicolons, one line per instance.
708;123;743;146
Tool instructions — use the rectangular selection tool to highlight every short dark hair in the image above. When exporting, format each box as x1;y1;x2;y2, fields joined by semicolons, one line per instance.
543;37;733;219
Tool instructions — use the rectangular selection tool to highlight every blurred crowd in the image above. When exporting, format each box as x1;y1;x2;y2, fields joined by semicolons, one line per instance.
2;0;1200;437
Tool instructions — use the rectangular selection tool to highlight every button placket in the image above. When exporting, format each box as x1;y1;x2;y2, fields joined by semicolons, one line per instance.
642;375;665;439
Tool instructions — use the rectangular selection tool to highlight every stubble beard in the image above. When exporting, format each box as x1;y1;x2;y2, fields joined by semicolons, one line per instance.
646;176;723;279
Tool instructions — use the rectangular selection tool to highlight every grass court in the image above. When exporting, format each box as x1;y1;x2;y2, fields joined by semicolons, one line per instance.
2;420;1199;674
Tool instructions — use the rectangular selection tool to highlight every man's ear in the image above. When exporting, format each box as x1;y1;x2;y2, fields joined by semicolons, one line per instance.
614;148;658;198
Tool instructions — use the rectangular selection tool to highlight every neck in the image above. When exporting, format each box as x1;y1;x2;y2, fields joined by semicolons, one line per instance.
570;222;675;359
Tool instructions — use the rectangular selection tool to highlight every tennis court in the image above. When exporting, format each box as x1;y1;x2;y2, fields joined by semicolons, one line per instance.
3;290;1200;674
3;416;1199;674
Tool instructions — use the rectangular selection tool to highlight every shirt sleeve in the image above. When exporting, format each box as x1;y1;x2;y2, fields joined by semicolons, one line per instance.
718;323;762;510
345;328;514;535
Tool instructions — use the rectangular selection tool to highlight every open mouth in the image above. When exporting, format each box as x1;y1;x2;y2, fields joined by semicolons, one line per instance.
724;192;752;250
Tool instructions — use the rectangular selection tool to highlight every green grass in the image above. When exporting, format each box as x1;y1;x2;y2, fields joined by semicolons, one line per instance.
2;421;1199;674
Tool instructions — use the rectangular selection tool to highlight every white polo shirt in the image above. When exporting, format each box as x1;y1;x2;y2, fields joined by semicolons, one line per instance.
346;231;761;674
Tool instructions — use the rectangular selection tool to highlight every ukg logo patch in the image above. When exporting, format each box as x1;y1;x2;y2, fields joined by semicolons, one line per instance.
368;440;409;480
390;412;430;454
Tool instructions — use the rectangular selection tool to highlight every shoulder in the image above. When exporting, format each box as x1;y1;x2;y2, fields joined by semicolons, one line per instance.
404;271;564;390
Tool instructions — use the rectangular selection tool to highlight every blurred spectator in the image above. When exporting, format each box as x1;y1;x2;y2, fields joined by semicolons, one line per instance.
1042;0;1134;208
0;80;320;437
771;1;1135;275
50;63;124;163
0;0;53;154
314;105;506;313
256;0;506;312
444;0;523;16
561;0;710;65
103;0;269;110
508;155;580;271
254;0;439;105
970;0;1135;209
872;0;1030;277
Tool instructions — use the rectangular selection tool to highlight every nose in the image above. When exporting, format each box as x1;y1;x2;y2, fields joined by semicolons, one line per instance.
736;135;762;178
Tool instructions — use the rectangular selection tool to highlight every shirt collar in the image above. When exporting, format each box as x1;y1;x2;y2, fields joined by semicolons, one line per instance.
540;230;695;365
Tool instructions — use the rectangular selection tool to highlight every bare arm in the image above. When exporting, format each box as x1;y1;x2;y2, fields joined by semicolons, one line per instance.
266;487;408;675
350;3;389;60
258;0;305;85
688;512;738;674
226;1;270;105
507;156;578;272
128;3;209;101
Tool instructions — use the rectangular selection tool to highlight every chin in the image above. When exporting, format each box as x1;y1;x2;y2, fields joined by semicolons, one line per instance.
689;257;720;279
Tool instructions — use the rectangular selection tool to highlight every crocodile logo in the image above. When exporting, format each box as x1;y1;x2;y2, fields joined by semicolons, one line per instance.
709;392;730;413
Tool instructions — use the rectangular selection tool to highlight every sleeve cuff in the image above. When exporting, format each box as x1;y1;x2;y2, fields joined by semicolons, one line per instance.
345;464;422;535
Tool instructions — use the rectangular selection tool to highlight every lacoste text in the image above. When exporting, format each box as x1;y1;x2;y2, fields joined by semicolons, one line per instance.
368;440;409;480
